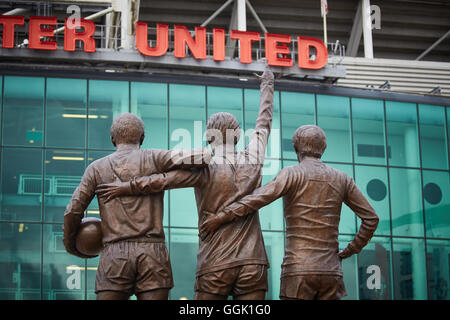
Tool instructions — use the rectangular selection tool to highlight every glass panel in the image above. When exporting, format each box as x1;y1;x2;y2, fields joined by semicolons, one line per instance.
86;255;100;300
448;107;450;166
327;163;356;234
389;168;424;237
392;238;427;299
169;188;198;228
385;101;420;168
169;84;206;150
131;82;168;150
357;236;393;300
44;149;85;223
423;170;450;239
43;224;85;300
260;160;283;231
244;89;281;158
88;80;129;150
426;239;450;300
0;222;41;300
46;78;87;149
355;165;390;236
208;86;243;127
0;148;42;222
3;76;44;147
419;104;448;170
169;228;198;300
263;231;284;300
281;92;315;160
352;98;386;165
317;95;352;163
0;76;2;142
339;235;359;300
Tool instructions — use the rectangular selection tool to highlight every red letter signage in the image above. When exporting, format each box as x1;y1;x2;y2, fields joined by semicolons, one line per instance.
64;18;96;52
0;15;24;48
230;30;260;64
297;36;328;69
136;22;168;57
174;25;206;59
213;28;225;61
265;33;292;67
29;16;57;50
1;17;330;72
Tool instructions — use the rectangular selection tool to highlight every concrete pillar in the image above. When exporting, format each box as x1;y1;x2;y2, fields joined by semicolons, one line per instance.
361;0;374;58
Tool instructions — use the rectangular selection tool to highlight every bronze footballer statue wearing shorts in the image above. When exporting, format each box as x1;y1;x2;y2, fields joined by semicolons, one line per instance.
201;125;380;300
96;66;275;300
63;113;211;300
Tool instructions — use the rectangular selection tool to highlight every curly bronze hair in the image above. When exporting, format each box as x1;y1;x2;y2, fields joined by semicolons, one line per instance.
205;112;241;145
292;125;327;158
110;113;145;145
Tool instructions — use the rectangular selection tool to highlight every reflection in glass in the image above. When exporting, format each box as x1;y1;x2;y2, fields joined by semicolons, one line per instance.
88;80;129;150
393;238;427;299
0;148;43;222
357;236;393;300
426;239;450;300
244;89;281;157
43;224;85;300
208;86;243;124
86;253;100;300
0;223;41;300
169;228;198;300
339;235;359;299
389;168;424;237
259;161;283;231
263;231;284;300
355;165;390;236
169;188;198;228
46;78;87;149
352;98;386;165
169;84;206;150
423;170;450;239
209;86;243;151
281;92;315;160
3;76;44;147
44;149;85;223
131;82;168;150
419;104;448;170
317;95;352;163
385;101;420;168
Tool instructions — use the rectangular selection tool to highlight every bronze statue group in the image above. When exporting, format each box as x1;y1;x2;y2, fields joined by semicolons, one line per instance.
63;66;379;300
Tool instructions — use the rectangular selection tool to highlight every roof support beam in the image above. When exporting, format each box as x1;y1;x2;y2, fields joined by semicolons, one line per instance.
416;29;450;61
346;1;362;57
245;0;267;34
226;1;239;59
200;0;234;27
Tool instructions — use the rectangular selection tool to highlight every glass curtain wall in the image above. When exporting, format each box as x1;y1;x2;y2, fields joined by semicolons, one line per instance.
0;75;448;300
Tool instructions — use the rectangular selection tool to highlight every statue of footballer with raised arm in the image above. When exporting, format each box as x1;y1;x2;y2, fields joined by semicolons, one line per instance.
96;66;275;300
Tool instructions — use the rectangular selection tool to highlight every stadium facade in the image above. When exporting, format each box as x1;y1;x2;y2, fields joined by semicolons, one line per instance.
0;0;449;300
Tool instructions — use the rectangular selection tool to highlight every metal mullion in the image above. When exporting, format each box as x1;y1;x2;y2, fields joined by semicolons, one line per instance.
383;99;396;300
416;102;430;300
40;77;48;300
348;97;360;300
